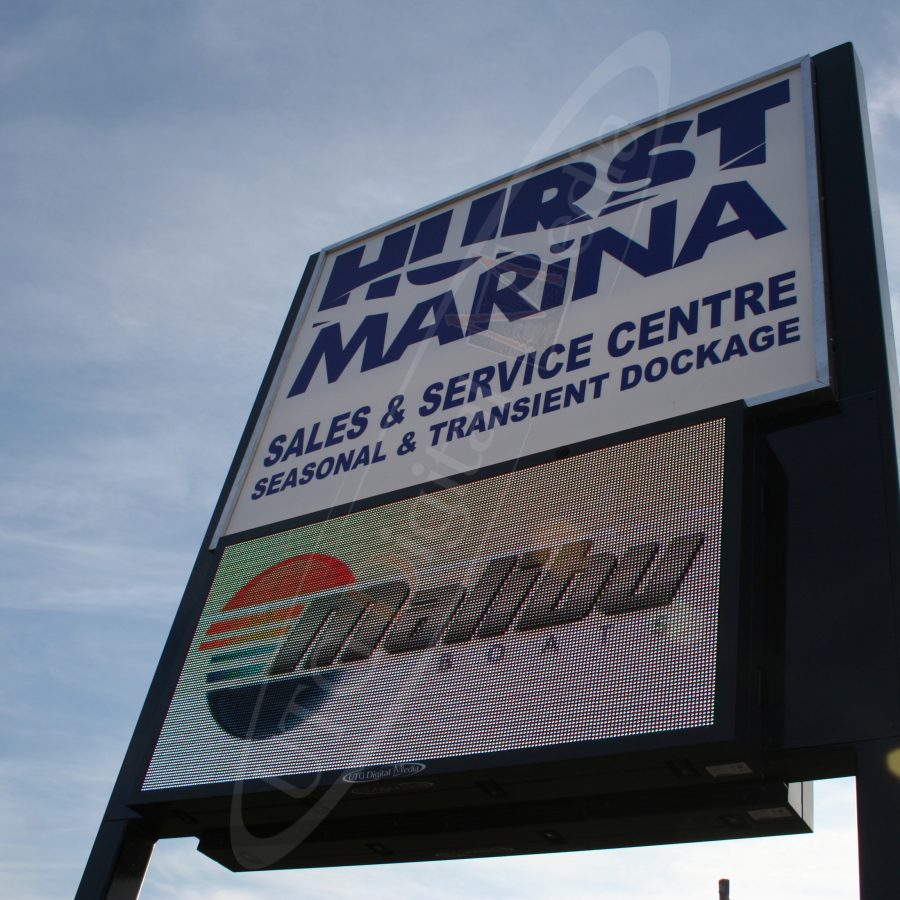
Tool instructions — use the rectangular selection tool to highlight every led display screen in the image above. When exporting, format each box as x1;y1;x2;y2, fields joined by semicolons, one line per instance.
143;417;726;792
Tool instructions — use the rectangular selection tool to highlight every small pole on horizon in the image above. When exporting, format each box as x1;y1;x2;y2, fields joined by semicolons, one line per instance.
718;878;730;899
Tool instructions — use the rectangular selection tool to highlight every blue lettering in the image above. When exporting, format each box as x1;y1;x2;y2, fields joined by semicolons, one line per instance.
778;317;801;344
734;281;765;320
320;226;415;310
749;325;775;352
639;310;666;349
572;200;677;302
644;357;668;382
541;259;570;310
419;382;443;416
410;210;453;263
468;366;495;402
462;189;505;246
671;348;693;374
541;386;563;412
567;333;592;370
696;341;722;368
608;321;636;358
621;365;642;390
334;450;354;475
287;314;387;397
502;163;596;237
675;182;786;267
668;299;699;340
264;435;286;467
466;255;541;336
769;270;797;310
538;344;565;379
511;396;531;422
697;79;790;169
283;428;307;462
702;291;730;328
722;333;749;361
382;292;464;364
348;406;370;438
444;373;468;410
605;121;694;208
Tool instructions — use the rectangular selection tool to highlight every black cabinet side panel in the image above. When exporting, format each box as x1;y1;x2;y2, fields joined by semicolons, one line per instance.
769;397;900;747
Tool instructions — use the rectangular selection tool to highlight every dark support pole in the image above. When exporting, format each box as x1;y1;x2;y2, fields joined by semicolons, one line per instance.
75;818;156;900
718;878;730;899
856;739;900;899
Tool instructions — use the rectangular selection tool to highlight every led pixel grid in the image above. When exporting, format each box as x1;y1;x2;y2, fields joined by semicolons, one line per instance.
144;418;725;791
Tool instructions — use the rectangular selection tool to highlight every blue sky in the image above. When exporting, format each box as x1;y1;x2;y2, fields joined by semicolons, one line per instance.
2;2;899;897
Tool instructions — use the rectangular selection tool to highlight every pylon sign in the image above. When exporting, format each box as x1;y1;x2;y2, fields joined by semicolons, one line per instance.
93;52;900;895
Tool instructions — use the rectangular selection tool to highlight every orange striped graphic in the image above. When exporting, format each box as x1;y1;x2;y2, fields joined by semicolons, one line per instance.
199;625;291;652
205;602;305;637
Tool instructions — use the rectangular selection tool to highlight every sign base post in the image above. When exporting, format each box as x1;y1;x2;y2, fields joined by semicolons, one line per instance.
75;818;155;900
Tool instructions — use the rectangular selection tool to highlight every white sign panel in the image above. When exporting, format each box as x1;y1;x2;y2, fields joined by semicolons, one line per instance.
222;60;825;538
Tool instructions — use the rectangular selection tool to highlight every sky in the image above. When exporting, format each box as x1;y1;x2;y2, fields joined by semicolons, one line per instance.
2;1;899;897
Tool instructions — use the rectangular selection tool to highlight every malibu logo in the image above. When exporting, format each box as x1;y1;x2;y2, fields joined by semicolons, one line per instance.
342;763;428;784
203;530;704;741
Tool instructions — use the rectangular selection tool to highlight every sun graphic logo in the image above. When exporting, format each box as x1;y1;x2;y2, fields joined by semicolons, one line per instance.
201;553;356;741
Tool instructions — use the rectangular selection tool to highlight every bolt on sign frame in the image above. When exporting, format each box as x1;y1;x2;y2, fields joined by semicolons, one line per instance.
78;43;899;899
